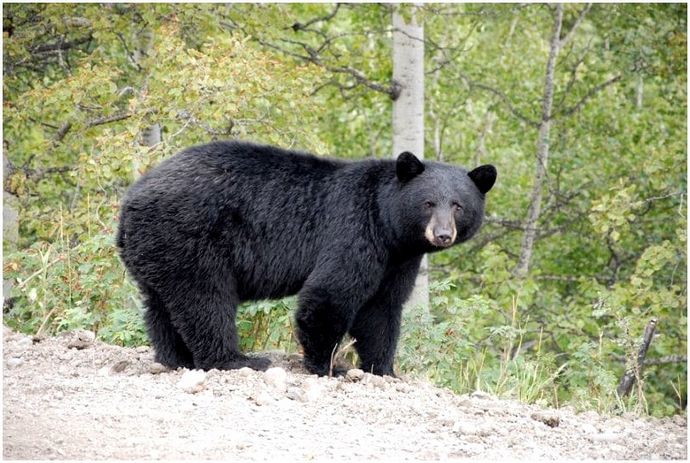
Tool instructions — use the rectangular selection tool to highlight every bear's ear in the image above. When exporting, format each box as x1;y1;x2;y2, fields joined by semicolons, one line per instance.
396;151;425;183
468;165;497;194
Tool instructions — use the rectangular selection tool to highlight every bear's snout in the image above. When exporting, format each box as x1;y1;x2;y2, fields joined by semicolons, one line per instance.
424;213;457;248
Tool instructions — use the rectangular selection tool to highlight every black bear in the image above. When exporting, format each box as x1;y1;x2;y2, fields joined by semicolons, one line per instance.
117;140;496;376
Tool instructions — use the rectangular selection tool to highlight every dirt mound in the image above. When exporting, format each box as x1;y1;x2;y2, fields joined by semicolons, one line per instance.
3;327;687;460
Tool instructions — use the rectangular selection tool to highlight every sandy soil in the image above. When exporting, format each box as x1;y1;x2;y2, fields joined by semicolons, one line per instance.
3;326;687;460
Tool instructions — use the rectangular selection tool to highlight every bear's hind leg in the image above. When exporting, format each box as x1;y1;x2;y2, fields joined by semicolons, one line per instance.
167;280;271;372
141;285;194;369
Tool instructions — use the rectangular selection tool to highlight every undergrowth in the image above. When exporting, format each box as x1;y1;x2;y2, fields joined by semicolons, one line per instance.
3;241;682;418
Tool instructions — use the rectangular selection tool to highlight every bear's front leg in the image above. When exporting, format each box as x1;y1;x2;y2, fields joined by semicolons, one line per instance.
295;256;383;376
350;256;422;376
295;290;351;376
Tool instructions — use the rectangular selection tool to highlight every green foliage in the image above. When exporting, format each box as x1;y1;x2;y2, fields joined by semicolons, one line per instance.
237;298;299;353
4;3;685;417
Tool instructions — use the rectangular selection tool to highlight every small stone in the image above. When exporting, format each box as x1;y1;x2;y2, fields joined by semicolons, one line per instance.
178;369;207;394
6;357;23;369
470;390;494;400
302;378;323;402
10;337;33;355
371;375;387;389
579;422;599;435
531;412;560;428
454;421;479;435
590;432;621;443
264;367;288;393
345;368;364;382
286;386;307;402
135;346;150;353
250;390;274;406
111;360;129;373
237;367;254;377
149;362;167;374
66;330;96;350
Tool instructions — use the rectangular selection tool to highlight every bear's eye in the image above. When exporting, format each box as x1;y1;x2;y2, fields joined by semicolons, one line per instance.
452;202;463;212
424;201;435;209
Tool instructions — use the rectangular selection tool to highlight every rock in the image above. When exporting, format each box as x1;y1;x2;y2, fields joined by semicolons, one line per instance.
590;432;622;443
237;367;254;377
579;422;599;435
395;382;411;393
286;386;307;402
302;378;324;402
250;389;274;406
362;373;386;389
178;369;207;394
149;362;167;374
264;367;287;393
453;422;493;437
9;337;33;355
135;346;150;353
6;357;23;369
111;360;130;373
66;330;96;350
470;390;494;400
345;368;364;382
531;411;560;428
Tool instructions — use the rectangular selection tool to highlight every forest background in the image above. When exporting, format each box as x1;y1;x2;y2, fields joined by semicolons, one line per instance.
2;3;686;417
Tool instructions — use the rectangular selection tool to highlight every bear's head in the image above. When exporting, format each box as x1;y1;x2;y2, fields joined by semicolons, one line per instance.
392;151;496;253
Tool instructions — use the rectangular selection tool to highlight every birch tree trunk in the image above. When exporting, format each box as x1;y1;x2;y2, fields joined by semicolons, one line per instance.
513;4;563;278
392;5;428;312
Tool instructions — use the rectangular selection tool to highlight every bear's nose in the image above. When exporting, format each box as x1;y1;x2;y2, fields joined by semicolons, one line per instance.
436;233;452;245
433;227;454;246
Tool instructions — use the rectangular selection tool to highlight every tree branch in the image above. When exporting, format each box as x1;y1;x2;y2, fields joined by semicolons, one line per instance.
458;74;540;127
556;39;593;109
87;112;133;127
291;3;341;32
258;36;398;98
555;74;622;119
31;34;92;54
617;318;657;398
559;3;592;49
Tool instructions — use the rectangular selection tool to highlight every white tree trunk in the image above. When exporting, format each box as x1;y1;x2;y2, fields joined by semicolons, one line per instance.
636;74;644;109
513;4;563;278
392;5;428;312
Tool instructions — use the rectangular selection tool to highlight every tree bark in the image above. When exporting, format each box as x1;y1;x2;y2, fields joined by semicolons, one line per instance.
636;74;644;109
513;4;563;278
392;4;428;312
617;318;657;398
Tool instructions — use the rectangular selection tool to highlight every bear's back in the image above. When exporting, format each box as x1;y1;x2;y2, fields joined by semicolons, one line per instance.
173;140;344;180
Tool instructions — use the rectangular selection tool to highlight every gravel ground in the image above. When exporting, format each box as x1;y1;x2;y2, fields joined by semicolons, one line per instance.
3;326;687;460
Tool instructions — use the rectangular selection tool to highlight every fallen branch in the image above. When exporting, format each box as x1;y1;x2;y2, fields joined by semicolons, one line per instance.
616;318;657;398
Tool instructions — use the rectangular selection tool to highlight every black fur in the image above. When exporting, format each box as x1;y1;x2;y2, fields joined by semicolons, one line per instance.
117;140;496;376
